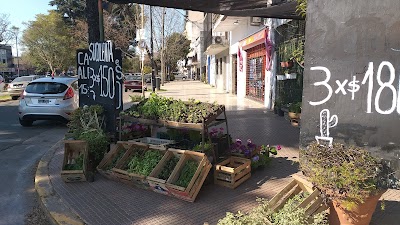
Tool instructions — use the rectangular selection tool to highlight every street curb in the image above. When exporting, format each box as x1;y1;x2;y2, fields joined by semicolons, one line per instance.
0;99;12;103
35;140;86;225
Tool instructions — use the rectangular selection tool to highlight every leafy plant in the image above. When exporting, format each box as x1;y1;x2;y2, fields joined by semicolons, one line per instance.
193;142;213;154
174;160;198;188
79;130;109;167
105;149;126;171
300;142;399;210
291;41;305;67
296;0;307;18
289;102;302;114
251;145;280;170
64;154;84;170
67;105;104;140
158;156;180;180
218;194;328;225
127;150;163;176
130;95;144;102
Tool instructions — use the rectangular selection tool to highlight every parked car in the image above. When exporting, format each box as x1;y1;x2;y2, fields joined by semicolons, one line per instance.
18;77;79;127
124;74;147;92
8;75;41;100
0;75;4;92
144;73;152;83
173;72;187;80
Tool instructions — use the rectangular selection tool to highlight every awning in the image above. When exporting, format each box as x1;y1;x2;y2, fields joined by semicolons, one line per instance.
205;44;229;55
106;0;301;19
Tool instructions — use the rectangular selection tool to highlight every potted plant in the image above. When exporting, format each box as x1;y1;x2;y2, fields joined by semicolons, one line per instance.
280;47;294;68
251;144;280;170
288;102;301;120
300;142;399;225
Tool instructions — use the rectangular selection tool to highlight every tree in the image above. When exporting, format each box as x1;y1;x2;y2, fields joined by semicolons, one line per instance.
165;33;190;72
21;11;75;73
49;0;86;23
0;13;12;44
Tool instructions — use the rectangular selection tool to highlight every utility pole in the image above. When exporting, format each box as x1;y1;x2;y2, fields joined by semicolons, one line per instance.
150;6;156;92
11;27;19;76
98;0;104;41
161;7;165;86
141;4;145;98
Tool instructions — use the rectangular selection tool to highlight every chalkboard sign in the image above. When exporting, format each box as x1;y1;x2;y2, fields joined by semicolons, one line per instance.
77;41;123;134
300;0;400;176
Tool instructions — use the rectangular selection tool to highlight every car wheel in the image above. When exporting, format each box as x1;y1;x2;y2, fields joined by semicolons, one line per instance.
11;96;19;100
125;88;128;92
182;77;186;80
19;118;33;127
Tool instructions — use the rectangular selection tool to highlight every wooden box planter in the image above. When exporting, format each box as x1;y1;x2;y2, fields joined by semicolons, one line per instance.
231;148;258;159
61;140;88;183
112;143;166;190
265;174;328;225
147;149;186;196
214;157;251;189
97;141;136;182
166;151;212;202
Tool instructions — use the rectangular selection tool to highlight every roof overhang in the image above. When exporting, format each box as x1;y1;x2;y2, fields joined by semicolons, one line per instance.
106;0;302;20
205;44;229;55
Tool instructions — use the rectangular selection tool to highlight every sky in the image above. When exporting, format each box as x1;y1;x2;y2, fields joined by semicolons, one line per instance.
0;0;55;55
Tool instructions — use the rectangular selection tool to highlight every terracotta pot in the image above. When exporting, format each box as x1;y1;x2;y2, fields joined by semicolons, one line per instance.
329;192;384;225
280;61;293;68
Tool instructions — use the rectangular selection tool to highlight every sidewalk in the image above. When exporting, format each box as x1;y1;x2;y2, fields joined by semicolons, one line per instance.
39;81;400;225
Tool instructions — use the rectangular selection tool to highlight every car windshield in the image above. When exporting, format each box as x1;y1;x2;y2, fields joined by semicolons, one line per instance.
25;82;68;94
126;75;141;81
13;76;34;82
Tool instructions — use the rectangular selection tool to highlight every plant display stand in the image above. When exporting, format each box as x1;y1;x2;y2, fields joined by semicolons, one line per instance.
214;157;251;189
147;149;186;196
61;140;88;183
97;141;138;182
166;151;212;202
118;106;231;164
267;173;328;223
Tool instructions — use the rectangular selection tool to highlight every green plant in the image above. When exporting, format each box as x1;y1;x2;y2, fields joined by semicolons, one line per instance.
105;149;126;171
130;95;144;102
251;145;280;170
193;142;213;154
296;0;307;18
64;154;84;170
158;156;180;180
217;194;328;225
79;130;109;167
289;102;302;114
127;150;163;176
67;105;104;140
291;41;305;67
174;160;198;188
300;142;399;210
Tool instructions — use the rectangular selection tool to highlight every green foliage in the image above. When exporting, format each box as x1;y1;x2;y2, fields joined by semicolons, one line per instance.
217;194;328;225
22;11;75;73
291;41;304;66
67;105;104;140
158;156;180;180
64;154;84;170
296;0;307;18
121;94;223;123
165;33;191;72
105;149;127;171
143;66;152;74
79;130;109;166
174;160;198;188
127;150;163;176
193;142;213;154
49;0;86;22
130;95;145;102
289;102;302;113
300;142;399;210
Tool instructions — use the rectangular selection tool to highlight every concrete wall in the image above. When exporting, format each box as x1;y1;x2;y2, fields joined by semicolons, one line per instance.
300;0;400;175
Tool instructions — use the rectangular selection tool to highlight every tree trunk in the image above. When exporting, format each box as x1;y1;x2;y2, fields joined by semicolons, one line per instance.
86;0;100;43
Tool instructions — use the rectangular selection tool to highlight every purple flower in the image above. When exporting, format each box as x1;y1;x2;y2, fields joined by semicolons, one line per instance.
247;139;252;144
277;145;282;150
219;127;224;131
244;149;251;156
252;155;260;162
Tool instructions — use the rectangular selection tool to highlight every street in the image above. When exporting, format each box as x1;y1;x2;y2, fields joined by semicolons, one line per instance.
0;99;67;225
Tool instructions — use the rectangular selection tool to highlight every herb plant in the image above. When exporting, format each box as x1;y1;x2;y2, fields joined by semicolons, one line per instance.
126;150;163;176
105;149;126;171
79;130;109;167
174;160;198;188
158;156;180;180
64;154;84;170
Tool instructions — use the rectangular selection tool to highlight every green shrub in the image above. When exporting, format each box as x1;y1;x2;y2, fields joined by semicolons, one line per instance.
79;130;109;167
174;160;198;188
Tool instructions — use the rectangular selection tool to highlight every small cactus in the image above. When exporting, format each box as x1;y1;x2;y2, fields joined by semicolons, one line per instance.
319;109;338;137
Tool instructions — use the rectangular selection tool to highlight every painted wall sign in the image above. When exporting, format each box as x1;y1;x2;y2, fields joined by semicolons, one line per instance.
300;0;400;177
240;28;267;50
76;41;123;134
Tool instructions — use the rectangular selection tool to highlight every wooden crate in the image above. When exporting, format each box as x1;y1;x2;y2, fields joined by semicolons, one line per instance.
214;156;251;189
265;173;329;224
112;143;166;190
61;140;88;183
97;141;137;181
166;151;212;202
147;149;186;196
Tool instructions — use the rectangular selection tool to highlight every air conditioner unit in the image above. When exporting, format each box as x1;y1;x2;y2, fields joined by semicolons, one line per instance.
212;36;228;45
250;17;262;26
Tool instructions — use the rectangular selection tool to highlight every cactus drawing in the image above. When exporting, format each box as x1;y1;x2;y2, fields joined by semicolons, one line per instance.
315;109;338;146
